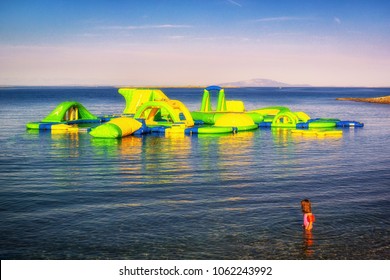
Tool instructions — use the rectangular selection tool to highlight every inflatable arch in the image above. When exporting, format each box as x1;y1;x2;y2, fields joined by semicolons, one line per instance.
271;111;299;128
201;85;223;112
134;100;194;127
199;85;245;112
41;101;98;122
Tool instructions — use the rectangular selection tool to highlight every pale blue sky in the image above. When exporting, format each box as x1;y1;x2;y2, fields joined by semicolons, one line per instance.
1;0;389;86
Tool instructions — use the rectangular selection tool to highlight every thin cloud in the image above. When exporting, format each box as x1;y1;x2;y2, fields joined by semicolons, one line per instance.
167;35;188;40
100;24;192;30
227;0;242;7
334;17;341;24
253;16;313;23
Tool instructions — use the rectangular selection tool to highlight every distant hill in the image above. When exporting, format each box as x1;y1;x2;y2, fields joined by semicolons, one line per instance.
219;78;311;87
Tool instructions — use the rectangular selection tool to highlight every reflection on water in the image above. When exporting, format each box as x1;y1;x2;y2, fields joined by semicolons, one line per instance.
51;131;81;158
118;136;143;157
271;128;292;145
303;230;315;258
199;132;256;184
7;123;389;260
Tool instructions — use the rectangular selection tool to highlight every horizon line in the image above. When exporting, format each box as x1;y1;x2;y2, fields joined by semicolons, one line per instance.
1;84;390;89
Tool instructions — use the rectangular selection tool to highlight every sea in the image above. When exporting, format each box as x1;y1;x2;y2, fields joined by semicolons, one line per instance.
0;86;389;260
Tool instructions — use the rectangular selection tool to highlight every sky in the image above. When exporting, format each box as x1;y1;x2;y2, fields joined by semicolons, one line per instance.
0;0;389;87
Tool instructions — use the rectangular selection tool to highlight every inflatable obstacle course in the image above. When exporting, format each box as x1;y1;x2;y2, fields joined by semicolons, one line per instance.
27;86;364;139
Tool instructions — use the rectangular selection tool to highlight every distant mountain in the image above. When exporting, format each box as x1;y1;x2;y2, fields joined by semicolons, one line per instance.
219;78;311;87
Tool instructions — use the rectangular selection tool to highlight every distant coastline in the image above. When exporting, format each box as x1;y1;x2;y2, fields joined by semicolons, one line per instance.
336;95;390;104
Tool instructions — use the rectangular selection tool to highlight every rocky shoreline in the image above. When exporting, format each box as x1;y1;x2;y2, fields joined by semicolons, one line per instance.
336;95;390;104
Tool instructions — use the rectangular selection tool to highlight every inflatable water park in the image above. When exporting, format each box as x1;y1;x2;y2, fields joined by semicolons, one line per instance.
26;86;363;138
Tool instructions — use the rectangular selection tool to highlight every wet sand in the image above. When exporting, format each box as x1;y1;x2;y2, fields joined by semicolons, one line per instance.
336;95;390;104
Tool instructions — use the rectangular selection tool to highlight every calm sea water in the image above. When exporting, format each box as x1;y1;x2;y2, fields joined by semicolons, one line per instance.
0;87;389;260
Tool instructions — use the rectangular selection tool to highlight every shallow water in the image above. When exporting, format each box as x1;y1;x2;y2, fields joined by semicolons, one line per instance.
0;87;389;259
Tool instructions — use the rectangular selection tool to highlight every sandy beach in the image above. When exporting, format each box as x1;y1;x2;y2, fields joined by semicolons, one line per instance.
336;95;390;104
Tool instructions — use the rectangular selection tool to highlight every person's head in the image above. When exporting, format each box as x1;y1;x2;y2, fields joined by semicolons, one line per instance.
301;199;312;213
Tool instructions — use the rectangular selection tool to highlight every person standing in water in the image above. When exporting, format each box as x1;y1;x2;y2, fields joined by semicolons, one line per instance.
301;199;315;231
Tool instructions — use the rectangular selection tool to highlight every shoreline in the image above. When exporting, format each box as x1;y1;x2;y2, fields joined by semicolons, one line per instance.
336;95;390;104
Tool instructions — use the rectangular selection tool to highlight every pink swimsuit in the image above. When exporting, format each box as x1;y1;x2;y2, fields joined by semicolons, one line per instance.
303;213;315;227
